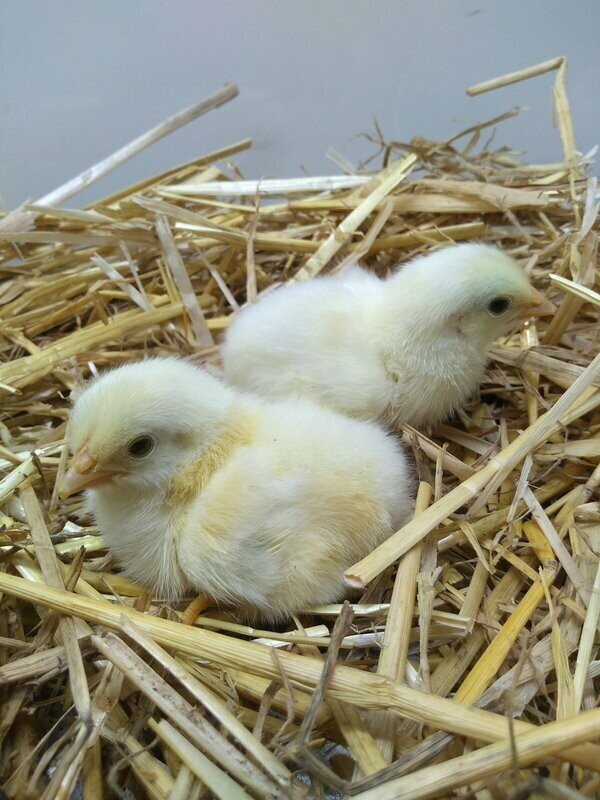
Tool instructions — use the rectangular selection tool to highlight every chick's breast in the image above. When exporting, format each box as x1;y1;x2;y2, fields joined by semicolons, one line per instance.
177;399;412;621
222;267;392;421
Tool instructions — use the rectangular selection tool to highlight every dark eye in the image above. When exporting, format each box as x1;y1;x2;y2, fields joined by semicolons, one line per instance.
128;435;155;458
487;296;512;316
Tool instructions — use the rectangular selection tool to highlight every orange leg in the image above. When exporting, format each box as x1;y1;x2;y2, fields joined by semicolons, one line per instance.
181;594;214;625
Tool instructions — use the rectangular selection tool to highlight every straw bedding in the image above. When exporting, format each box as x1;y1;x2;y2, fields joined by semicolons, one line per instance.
0;58;599;799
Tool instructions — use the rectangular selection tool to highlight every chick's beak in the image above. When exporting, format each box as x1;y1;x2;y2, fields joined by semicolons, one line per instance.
59;448;120;500
518;288;556;320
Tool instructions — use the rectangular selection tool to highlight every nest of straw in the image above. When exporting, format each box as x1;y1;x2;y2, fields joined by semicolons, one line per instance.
0;58;599;800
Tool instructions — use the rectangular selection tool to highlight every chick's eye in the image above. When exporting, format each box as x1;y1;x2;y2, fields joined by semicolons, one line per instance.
128;435;155;458
487;296;512;316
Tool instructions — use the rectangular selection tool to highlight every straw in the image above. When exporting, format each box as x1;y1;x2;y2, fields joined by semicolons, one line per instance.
1;54;599;796
466;57;566;96
292;154;417;281
345;355;600;588
20;485;91;723
370;482;432;762
572;560;600;711
353;706;600;800
0;83;239;233
1;573;599;770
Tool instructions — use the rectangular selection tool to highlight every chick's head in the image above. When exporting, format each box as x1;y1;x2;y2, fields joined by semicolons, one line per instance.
60;358;231;498
396;244;554;348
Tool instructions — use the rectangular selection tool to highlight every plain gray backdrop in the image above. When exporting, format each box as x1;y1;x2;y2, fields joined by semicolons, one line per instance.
1;0;598;211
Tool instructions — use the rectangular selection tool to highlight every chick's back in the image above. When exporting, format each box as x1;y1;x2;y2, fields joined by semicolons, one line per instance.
223;244;545;429
222;266;392;420
178;396;412;620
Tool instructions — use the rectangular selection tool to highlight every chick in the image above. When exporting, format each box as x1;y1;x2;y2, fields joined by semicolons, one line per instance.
60;358;412;621
222;243;554;428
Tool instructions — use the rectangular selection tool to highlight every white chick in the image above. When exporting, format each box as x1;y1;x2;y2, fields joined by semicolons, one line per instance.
60;358;412;621
222;243;554;428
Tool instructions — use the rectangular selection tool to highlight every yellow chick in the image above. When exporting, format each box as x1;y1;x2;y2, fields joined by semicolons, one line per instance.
222;243;554;428
60;358;413;621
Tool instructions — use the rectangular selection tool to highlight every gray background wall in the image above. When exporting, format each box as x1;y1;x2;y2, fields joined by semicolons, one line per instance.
1;0;598;211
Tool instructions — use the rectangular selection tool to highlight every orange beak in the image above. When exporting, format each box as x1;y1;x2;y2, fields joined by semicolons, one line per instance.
518;287;556;320
59;448;121;499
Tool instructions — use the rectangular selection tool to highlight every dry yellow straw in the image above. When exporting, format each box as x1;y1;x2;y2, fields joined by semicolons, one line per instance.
345;353;600;588
156;215;214;347
371;482;432;761
20;486;91;722
1;53;598;796
466;56;565;96
292;154;417;281
454;566;556;704
572;559;600;711
549;272;600;308
0;83;239;234
120;617;291;787
0;572;597;771
353;705;600;800
0;305;183;393
150;719;252;800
